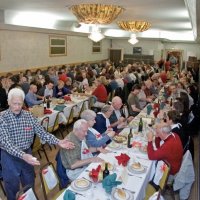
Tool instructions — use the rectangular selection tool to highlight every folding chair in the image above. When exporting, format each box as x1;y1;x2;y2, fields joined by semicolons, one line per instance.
144;160;171;200
32;135;49;162
16;185;39;200
76;99;88;119
48;111;64;139
39;162;65;200
65;105;76;134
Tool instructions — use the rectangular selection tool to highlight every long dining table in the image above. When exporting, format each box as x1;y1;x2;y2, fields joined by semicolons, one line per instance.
55;93;172;200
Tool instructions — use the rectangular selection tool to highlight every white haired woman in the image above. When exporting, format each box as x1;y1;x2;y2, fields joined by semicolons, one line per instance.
81;109;115;148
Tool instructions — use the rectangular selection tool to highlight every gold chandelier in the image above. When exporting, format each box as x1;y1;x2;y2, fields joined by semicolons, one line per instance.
117;20;151;32
70;4;124;24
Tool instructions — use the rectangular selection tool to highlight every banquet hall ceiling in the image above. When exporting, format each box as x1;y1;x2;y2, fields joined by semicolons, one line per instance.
0;0;199;42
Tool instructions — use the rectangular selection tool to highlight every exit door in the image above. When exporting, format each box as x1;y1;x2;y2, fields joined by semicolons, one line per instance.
109;49;122;64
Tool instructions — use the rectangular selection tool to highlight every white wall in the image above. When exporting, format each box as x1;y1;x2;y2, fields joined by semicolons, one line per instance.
0;29;110;72
111;38;200;62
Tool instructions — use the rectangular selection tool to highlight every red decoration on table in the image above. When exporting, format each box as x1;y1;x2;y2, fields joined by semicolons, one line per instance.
64;95;71;101
82;148;90;154
132;141;142;148
115;153;130;167
153;103;160;110
44;109;52;114
89;165;101;182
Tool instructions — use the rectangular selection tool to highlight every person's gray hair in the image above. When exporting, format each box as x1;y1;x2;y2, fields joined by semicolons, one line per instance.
101;105;112;113
8;88;25;102
160;125;171;134
73;119;87;131
81;109;96;121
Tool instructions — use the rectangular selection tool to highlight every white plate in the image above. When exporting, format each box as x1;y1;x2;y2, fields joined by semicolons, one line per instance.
128;164;146;174
108;142;122;150
71;178;92;191
111;188;133;200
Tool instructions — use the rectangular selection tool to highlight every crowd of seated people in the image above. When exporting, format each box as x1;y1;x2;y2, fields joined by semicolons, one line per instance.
0;59;198;199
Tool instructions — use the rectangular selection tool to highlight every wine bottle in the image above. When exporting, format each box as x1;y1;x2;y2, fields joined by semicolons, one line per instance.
43;97;46;110
170;97;173;107
103;163;110;179
127;128;133;148
46;98;50;108
138;118;143;132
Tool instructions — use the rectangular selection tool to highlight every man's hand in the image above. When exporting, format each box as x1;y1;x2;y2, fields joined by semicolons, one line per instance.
118;117;125;124
58;139;75;149
107;131;115;138
22;153;40;166
91;157;103;163
147;132;154;142
97;147;110;154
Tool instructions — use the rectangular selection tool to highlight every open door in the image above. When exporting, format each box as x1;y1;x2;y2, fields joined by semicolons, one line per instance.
164;49;183;72
109;49;123;65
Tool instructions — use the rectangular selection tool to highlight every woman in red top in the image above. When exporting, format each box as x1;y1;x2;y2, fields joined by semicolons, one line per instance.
92;78;108;103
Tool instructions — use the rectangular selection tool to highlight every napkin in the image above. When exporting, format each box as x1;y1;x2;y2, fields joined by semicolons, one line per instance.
159;102;165;110
89;165;101;182
53;105;66;112
44;109;52;114
102;173;122;194
146;104;153;115
63;190;75;200
115;153;130;167
64;95;71;101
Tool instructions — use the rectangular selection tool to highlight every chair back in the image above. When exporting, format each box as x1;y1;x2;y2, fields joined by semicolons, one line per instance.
77;100;88;119
88;96;95;109
144;160;170;200
47;112;61;133
16;185;39;200
41;116;49;131
66;105;76;125
32;136;42;153
159;160;170;190
40;162;60;200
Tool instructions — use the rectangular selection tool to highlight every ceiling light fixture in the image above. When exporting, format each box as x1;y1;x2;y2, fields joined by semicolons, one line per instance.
118;20;151;44
70;4;124;24
117;20;151;32
88;26;105;42
128;33;138;45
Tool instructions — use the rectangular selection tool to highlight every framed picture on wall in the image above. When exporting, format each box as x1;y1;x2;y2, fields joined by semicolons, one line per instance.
49;35;67;56
92;41;101;53
133;47;142;55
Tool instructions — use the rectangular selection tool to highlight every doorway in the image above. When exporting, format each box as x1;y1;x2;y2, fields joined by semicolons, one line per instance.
164;49;184;72
109;49;123;65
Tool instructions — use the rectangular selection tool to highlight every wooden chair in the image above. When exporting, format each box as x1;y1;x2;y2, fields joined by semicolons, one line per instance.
144;160;170;200
32;135;49;162
39;162;65;200
16;185;39;200
65;105;76;134
40;116;53;151
76;99;88;119
47;111;64;139
88;96;101;113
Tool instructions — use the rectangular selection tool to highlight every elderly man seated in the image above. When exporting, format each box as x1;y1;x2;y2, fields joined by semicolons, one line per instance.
81;109;115;148
60;119;103;181
109;96;134;131
147;123;183;176
25;84;44;107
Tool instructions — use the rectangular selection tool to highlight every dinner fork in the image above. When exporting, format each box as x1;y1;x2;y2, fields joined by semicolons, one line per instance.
128;173;142;179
